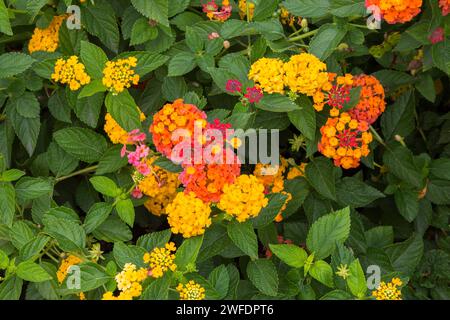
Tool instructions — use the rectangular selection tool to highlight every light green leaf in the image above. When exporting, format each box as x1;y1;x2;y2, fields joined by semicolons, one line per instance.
309;260;333;288
269;244;308;268
16;260;52;282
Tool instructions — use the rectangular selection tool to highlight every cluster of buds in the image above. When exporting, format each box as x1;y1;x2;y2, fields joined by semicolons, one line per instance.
225;79;263;104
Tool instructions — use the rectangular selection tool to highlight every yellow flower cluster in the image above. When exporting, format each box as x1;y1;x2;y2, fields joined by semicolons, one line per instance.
102;263;148;300
284;53;331;97
372;278;403;300
248;57;286;94
51;56;91;91
166;192;212;238
104;111;146;144
143;242;177;278
28;15;65;54
102;57;140;94
287;162;307;180
218;174;268;222
144;193;177;216
239;0;255;20
177;280;206;300
56;255;82;283
254;157;288;193
137;157;180;198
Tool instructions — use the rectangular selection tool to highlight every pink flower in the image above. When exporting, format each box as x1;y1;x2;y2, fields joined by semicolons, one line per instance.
429;27;445;44
244;87;263;103
202;0;218;13
135;145;149;159
136;162;151;175
226;79;242;93
121;145;128;158
208;32;220;40
131;187;143;199
127;151;141;166
128;129;146;143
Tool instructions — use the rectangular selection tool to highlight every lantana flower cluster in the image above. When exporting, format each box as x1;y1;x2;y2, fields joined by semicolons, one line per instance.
440;0;449;16
202;0;232;22
56;254;82;284
104;110;146;145
372;278;403;300
102;263;148;300
102;57;140;94
226;79;263;104
365;0;422;24
238;0;255;21
51;56;91;91
143;242;177;278
28;15;65;54
177;280;206;300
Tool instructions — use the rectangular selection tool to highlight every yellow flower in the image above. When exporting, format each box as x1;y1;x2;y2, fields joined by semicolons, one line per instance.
144;193;177;216
287;162;307;180
177;280;206;300
51;56;91;91
143;242;177;278
239;0;255;20
248;57;285;94
274;191;292;222
218;174;268;222
102;57;139;94
56;254;83;283
28;15;65;54
78;292;86;300
166;192;212;238
283;53;330;96
254;157;288;193
137;157;180;198
335;264;350;279
102;263;148;300
104;111;146;144
372;278;403;300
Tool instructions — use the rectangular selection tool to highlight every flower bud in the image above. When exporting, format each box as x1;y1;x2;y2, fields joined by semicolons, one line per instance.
223;40;230;49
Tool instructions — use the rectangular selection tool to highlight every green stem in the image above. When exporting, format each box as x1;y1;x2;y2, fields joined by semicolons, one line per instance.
287;29;319;42
55;165;98;183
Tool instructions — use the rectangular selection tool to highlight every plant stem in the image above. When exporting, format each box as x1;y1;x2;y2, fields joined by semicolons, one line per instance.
287;29;319;42
55;165;99;183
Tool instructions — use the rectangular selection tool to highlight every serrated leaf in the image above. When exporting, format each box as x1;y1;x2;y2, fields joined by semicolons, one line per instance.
0;182;15;226
269;244;308;268
309;260;333;288
84;202;113;234
256;94;300;112
16;260;52;282
80;40;108;79
288;95;316;140
131;0;169;27
105;91;141;132
174;235;204;271
116;199;135;227
168;52;196;77
90;176;121;198
227;220;258;260
305;157;336;201
247;259;278;296
0;53;35;78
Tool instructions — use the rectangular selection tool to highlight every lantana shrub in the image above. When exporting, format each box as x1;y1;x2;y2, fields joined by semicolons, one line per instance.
0;0;448;301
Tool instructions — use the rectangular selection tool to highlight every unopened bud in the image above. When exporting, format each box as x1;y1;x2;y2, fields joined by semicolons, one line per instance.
301;18;308;29
148;19;158;27
337;43;349;51
303;26;309;33
223;40;230;49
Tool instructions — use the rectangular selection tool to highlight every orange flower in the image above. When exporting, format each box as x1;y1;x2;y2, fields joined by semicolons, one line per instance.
318;113;373;169
439;0;449;16
254;157;288;193
150;99;207;158
366;0;422;24
313;73;353;113
348;74;386;125
179;148;241;203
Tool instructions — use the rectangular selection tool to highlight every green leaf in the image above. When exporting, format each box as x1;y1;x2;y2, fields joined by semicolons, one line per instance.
336;177;385;208
346;259;366;298
0;0;12;36
309;24;347;60
208;265;230;299
141;274;170;300
47;89;72;123
385;233;424;277
130;18;158;46
269;244;308;268
93;216;132;243
309;260;333;288
252;193;288;228
227;220;258;260
10;221;34;250
6;100;40;156
0;53;35;79
365;226;394;248
43;215;86;252
247;259;278;296
73;92;104;128
282;0;331;18
167;52;196;77
97;145;129;175
288;95;316;140
115;199;135;227
330;0;365;17
105;91;141;132
19;234;50;261
84;202;113;234
80;40;108;79
16;260;52;282
256;94;300;112
174;235;204;271
81;0;119;52
306;207;351;260
394;188;419;222
429;158;450;181
0;249;8;269
185;27;204;52
137;229;172;251
54;127;108;163
62;262;111;292
15;177;53;202
383;144;424;189
131;0;169;27
26;0;48;20
380;90;415;140
47;142;79;178
78;80;107;98
113;242;146;268
89;176;121;198
9;92;40;119
0;277;23;300
305;157;336;201
432;40;450;75
415;74;436;103
0;182;15;226
132;51;169;77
